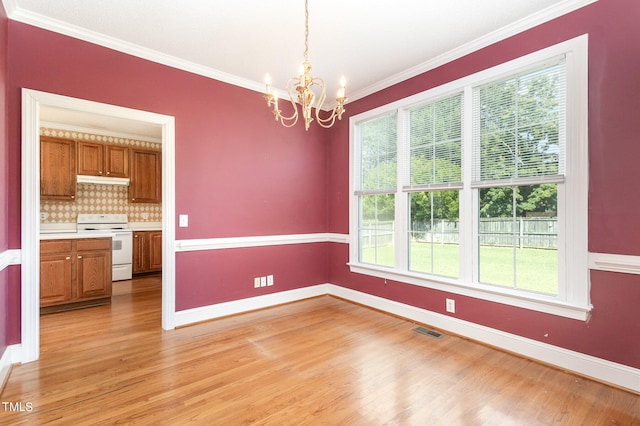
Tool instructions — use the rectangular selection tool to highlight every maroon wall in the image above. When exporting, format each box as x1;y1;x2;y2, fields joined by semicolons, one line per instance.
175;243;328;310
327;0;640;369
5;20;329;335
0;2;9;356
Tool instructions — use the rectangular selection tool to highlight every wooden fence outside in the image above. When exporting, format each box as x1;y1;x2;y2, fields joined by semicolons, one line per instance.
361;218;557;249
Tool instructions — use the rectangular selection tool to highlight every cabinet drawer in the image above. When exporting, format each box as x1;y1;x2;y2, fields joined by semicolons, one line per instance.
40;240;73;254
76;238;112;251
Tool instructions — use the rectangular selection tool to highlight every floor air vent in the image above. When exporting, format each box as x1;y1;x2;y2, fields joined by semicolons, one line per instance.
414;326;443;339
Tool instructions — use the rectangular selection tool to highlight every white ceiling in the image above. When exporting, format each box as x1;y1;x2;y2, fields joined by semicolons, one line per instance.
6;0;595;137
40;106;163;141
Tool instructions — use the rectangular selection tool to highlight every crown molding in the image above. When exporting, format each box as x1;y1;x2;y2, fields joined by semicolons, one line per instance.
4;3;265;94
347;0;599;103
4;0;598;104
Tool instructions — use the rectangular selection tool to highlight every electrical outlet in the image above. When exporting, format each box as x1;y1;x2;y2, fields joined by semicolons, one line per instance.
260;276;267;287
446;298;455;313
267;275;274;286
254;277;261;288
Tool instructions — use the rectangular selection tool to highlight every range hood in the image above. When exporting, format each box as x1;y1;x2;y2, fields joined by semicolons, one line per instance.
77;175;130;186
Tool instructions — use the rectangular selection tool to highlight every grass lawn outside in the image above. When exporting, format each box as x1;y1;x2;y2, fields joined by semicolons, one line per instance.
361;242;558;295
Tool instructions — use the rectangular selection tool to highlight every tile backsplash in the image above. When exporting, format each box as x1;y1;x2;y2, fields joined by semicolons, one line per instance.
41;183;161;224
40;127;162;224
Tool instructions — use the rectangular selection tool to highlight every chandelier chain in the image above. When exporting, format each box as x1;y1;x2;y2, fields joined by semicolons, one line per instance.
304;0;309;61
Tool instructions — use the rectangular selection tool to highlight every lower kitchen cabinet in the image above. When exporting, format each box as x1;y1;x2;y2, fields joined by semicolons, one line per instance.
133;231;162;274
76;238;113;299
148;231;163;271
40;240;73;306
40;238;112;313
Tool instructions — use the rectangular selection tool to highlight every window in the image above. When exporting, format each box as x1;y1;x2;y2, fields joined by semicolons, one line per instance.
472;61;565;295
349;36;590;320
406;94;463;279
356;112;397;267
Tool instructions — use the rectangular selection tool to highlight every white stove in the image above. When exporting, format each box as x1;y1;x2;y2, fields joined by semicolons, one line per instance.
77;214;133;281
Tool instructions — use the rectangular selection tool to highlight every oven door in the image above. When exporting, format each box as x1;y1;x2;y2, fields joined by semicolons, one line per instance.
112;231;133;281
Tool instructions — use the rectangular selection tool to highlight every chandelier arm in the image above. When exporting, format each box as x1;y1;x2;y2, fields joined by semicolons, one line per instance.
315;103;346;127
314;94;338;127
273;78;301;127
310;78;344;128
279;116;300;128
310;77;327;109
316;112;338;128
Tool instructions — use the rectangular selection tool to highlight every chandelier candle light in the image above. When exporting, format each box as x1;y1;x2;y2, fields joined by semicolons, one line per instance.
263;0;347;131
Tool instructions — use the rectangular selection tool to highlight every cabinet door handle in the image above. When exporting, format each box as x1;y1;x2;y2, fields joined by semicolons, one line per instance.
71;195;75;199
65;256;70;260
77;255;82;259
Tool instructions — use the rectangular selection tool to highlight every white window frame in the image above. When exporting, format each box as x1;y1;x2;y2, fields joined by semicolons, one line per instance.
349;35;590;320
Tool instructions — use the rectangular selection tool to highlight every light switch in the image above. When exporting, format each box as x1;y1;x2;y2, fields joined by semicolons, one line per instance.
179;214;189;227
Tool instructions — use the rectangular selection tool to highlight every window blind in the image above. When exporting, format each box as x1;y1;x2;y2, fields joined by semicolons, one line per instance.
404;93;463;192
357;112;398;194
472;58;566;187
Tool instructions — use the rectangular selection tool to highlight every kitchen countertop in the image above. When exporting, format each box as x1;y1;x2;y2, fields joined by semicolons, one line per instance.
40;231;116;240
40;222;163;235
130;222;162;232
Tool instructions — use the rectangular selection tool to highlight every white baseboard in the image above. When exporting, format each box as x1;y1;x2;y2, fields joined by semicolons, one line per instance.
174;283;639;394
0;347;10;390
0;344;22;391
173;285;330;327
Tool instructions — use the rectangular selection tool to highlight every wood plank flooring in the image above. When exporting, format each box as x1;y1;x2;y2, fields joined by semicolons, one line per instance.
1;276;638;425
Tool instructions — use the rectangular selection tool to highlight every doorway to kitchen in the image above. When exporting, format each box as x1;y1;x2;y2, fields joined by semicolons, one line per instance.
21;89;176;363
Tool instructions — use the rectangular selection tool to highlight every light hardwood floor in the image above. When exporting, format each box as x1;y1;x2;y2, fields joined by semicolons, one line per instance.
1;276;638;425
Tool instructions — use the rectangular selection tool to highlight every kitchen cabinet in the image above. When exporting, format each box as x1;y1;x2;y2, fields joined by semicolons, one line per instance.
130;149;161;203
76;238;113;299
133;231;162;274
77;141;129;178
40;238;112;313
40;240;73;306
40;136;76;201
149;231;163;271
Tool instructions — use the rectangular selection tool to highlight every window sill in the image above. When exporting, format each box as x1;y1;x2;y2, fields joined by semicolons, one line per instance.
348;262;592;321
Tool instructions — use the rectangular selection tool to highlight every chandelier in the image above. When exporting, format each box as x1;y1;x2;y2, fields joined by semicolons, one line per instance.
263;0;347;131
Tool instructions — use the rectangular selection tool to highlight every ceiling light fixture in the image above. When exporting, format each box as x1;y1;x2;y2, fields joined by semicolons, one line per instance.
263;0;347;131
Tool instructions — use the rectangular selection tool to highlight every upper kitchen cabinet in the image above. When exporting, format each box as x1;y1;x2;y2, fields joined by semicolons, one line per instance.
40;136;76;201
130;148;161;203
77;141;129;178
